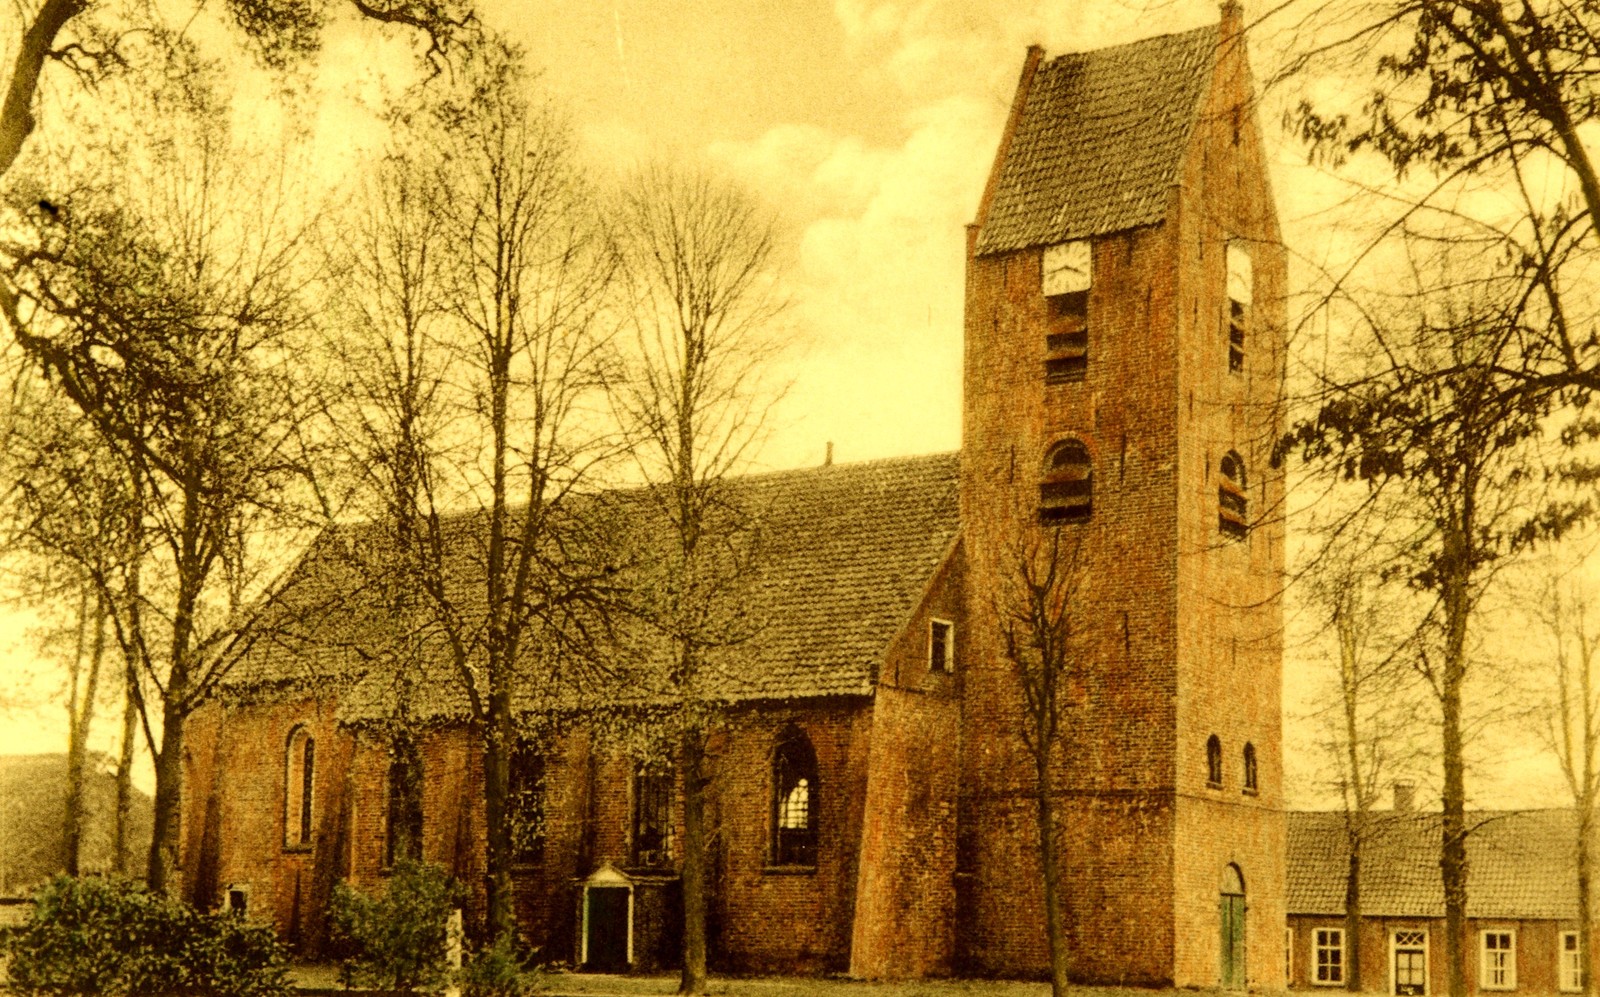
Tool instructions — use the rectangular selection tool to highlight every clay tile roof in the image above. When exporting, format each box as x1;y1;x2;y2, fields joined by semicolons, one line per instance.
1287;809;1580;920
976;25;1218;256
228;452;962;722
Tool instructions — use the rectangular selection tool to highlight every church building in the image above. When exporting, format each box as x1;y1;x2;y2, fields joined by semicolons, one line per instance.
180;4;1286;986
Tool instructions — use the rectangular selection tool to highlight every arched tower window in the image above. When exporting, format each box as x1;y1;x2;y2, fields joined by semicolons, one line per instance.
1206;734;1223;787
1219;451;1248;539
772;726;819;867
1227;241;1252;372
285;725;315;848
1040;439;1092;524
385;735;423;867
1243;742;1258;794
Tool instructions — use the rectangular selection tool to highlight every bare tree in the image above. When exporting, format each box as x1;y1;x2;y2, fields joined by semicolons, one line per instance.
323;39;620;946
994;523;1084;997
1537;572;1600;997
610;166;786;996
1280;250;1552;997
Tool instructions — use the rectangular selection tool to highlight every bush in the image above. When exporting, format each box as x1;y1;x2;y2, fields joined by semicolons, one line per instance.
460;936;541;997
2;874;288;997
329;860;462;994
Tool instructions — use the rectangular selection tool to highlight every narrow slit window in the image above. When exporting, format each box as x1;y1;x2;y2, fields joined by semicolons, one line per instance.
1227;242;1252;373
284;726;315;849
1243;742;1258;793
1039;439;1092;524
930;619;954;673
1206;734;1223;787
1219;451;1248;539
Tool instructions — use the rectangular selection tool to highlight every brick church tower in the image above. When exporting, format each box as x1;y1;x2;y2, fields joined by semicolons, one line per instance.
956;5;1286;987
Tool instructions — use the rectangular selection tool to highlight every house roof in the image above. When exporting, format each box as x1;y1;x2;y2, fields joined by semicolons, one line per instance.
1287;809;1580;920
976;25;1218;256
225;452;963;722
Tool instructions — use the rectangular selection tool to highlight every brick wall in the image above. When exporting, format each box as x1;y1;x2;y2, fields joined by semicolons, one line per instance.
850;545;964;978
1289;915;1587;995
956;10;1285;986
1169;8;1287;988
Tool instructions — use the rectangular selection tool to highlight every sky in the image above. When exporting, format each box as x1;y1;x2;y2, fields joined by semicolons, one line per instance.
0;0;1582;812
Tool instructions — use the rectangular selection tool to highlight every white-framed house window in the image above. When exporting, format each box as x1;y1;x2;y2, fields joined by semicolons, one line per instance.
1480;929;1516;991
930;619;955;673
1285;927;1294;984
1561;931;1583;993
1314;926;1346;985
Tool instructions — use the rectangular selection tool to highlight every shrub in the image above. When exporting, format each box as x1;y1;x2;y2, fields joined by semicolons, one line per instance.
2;874;288;997
460;935;541;997
329;860;462;994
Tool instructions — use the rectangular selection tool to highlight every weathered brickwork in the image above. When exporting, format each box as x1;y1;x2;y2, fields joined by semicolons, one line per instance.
181;9;1287;984
957;5;1285;986
850;546;964;978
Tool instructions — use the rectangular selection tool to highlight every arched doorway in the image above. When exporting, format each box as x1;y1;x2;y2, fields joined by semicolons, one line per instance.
1219;864;1246;988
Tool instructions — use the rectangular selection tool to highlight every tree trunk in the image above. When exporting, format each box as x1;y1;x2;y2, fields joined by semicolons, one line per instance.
1035;754;1070;997
679;727;708;996
483;705;514;946
64;589;106;877
1441;566;1470;997
1345;846;1362;991
114;680;137;876
146;703;184;896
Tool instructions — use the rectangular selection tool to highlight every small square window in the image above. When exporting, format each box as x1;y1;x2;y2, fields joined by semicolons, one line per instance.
1314;927;1344;985
1481;930;1516;991
930;619;954;673
1562;932;1583;992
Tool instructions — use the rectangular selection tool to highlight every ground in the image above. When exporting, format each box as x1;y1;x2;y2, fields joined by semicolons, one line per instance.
290;965;1288;997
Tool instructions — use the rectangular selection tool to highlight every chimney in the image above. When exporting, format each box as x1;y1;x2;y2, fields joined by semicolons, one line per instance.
824;441;833;467
1393;781;1416;814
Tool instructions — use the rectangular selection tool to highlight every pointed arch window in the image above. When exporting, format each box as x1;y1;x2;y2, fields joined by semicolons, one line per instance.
1206;734;1223;788
772;726;819;867
1040;439;1092;524
632;760;674;868
284;726;315;849
1219;451;1248;539
385;735;423;867
509;739;545;866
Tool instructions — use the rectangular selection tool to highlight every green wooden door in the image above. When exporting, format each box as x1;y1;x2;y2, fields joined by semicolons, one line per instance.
1220;864;1246;989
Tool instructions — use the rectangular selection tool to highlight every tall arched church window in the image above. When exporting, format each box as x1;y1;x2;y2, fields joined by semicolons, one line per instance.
1039;440;1092;524
1206;734;1223;787
509;739;545;866
385;735;423;867
772;726;819;867
285;726;315;848
1219;451;1248;539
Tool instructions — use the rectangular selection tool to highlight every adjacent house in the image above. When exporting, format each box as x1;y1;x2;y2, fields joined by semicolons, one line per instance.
1288;798;1588;996
181;3;1289;985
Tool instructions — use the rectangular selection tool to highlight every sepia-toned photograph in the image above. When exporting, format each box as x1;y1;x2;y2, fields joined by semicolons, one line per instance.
0;2;1595;996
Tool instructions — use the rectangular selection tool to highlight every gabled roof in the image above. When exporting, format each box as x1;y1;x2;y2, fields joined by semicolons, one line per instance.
976;25;1218;256
225;452;963;722
1287;809;1580;920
